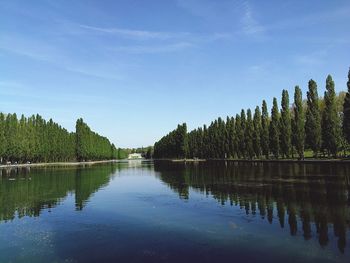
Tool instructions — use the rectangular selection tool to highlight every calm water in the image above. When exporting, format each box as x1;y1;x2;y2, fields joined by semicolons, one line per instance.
0;161;349;263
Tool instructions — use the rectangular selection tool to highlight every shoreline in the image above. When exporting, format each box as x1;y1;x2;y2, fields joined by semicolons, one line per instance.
2;158;350;169
0;159;123;169
155;158;350;164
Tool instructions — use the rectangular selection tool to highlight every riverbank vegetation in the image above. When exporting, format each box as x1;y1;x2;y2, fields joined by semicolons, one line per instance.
0;115;121;163
118;146;153;159
154;69;350;160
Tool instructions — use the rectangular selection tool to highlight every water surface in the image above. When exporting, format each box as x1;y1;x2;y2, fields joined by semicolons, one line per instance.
0;161;349;262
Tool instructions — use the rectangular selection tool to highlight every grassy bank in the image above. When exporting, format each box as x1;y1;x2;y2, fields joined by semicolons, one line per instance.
157;158;350;164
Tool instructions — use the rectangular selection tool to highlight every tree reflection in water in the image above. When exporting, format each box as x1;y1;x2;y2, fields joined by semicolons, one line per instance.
0;164;118;221
155;161;350;253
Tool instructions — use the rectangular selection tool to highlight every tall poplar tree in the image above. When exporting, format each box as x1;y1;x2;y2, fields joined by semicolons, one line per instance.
76;118;85;161
261;100;269;159
179;123;189;158
343;68;350;144
280;90;292;158
322;75;341;157
253;106;262;158
226;116;235;158
269;98;280;159
293;86;305;160
305;79;321;156
240;110;247;159
234;114;242;159
245;109;255;159
0;113;5;163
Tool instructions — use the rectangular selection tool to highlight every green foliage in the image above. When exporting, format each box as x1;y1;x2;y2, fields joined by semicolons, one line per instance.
305;79;322;156
234;114;242;158
75;118;116;161
188;128;202;158
226;116;235;158
0;114;117;163
0;113;6;162
269;98;280;158
240;110;247;158
153;123;188;159
145;147;153;159
154;70;349;160
245;109;255;159
322;75;341;156
117;148;129;159
217;117;227;158
280;90;292;158
292;86;305;159
261;100;270;159
253;106;262;158
343;68;350;144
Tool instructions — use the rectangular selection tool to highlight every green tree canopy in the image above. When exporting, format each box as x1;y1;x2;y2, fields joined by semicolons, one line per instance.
261;100;270;159
343;68;350;144
269;98;280;159
292;86;305;160
305;79;322;156
280;90;292;158
322;75;341;157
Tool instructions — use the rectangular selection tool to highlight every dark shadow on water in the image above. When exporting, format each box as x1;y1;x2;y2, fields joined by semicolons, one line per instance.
154;160;350;254
0;163;121;221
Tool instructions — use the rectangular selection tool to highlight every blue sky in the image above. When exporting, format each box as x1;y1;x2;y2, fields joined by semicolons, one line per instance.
1;0;349;148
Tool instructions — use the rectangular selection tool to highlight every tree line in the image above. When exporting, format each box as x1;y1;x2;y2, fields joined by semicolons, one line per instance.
0;114;119;163
76;118;117;161
154;69;350;160
153;123;188;158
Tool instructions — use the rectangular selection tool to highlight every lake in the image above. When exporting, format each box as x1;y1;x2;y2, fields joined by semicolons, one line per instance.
0;160;349;262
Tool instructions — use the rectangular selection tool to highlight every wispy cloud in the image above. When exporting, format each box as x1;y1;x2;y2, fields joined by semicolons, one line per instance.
0;34;124;80
76;23;232;54
110;42;194;54
240;1;265;36
78;23;232;43
0;35;60;63
176;0;264;37
79;25;190;40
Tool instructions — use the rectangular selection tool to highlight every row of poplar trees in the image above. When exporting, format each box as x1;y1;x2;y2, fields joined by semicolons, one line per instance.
154;69;350;160
153;123;188;159
0;114;118;163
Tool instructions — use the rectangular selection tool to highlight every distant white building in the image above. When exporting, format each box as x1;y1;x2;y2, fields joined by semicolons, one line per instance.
128;153;143;159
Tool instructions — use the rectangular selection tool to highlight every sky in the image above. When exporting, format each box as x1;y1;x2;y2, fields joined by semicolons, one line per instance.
0;0;350;148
